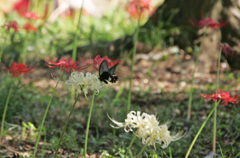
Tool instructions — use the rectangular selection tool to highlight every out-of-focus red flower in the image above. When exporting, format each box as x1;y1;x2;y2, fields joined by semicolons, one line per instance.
81;55;120;70
200;89;239;106
13;0;29;16
23;12;38;20
23;23;37;32
45;58;88;72
64;9;75;18
3;21;19;33
221;43;235;61
127;0;151;19
9;62;33;77
191;17;227;30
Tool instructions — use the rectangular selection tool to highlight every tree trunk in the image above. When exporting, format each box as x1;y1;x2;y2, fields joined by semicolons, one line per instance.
152;0;240;71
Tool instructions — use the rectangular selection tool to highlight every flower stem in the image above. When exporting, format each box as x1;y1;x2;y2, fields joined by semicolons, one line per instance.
185;100;221;158
0;34;7;63
72;0;84;62
127;21;139;114
126;134;137;157
71;1;84;101
84;91;96;158
213;46;222;153
0;81;14;142
136;143;148;158
54;93;80;158
33;72;64;158
187;33;206;120
22;33;28;64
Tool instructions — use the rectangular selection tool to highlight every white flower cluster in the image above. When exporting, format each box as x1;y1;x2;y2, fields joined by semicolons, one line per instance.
65;72;105;96
108;111;184;149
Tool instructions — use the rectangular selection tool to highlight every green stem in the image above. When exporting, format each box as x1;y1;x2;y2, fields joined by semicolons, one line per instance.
54;93;80;158
33;71;64;158
0;81;14;142
72;0;84;62
187;33;206;120
84;91;96;158
185;100;221;158
136;143;148;158
41;128;47;158
126;134;137;157
0;34;7;63
169;147;172;158
127;21;139;114
71;1;84;102
213;46;222;153
22;34;28;64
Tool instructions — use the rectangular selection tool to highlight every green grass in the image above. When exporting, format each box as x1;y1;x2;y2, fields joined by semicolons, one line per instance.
1;73;240;157
1;1;240;157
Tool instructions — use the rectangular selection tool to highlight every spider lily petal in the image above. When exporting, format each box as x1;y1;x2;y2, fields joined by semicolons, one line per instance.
9;62;33;77
201;89;239;105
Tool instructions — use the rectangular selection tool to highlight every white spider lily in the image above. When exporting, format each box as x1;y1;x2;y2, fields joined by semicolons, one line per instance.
156;123;184;148
66;72;105;97
108;111;185;149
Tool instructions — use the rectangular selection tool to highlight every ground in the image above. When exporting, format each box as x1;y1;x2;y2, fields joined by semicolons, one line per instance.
1;43;240;157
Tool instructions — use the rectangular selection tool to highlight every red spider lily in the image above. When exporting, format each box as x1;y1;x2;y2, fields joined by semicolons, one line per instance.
191;17;227;30
221;43;235;61
200;89;239;106
23;12;38;20
127;0;151;19
3;21;19;33
80;55;119;70
45;58;88;72
9;62;33;77
23;23;38;32
13;0;29;16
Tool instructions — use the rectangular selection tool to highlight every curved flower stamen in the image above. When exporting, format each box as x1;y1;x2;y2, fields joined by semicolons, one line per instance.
45;58;88;72
107;113;125;129
9;62;33;77
80;55;119;70
201;89;239;105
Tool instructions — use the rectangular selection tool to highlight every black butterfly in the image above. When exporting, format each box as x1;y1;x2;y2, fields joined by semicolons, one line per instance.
99;60;118;84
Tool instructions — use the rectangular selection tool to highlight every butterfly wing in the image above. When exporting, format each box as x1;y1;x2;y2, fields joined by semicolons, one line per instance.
99;60;109;76
109;63;118;83
109;63;118;75
99;60;118;84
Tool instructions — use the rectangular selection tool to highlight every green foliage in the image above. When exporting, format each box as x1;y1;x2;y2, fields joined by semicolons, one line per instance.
0;1;240;157
138;7;180;49
21;121;37;140
0;71;240;157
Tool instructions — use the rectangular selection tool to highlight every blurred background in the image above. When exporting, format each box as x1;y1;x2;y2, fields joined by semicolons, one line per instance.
0;0;240;157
